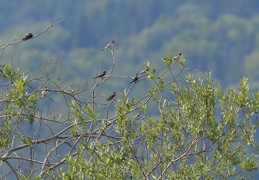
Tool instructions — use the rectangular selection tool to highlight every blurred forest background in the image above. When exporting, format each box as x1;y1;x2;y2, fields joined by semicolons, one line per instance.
1;0;259;89
1;0;259;177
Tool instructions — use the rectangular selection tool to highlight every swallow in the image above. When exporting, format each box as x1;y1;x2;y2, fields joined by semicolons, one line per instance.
130;74;139;84
173;53;182;61
41;87;49;99
93;71;106;79
133;113;140;120
136;69;147;76
106;91;116;101
22;33;33;41
102;40;115;51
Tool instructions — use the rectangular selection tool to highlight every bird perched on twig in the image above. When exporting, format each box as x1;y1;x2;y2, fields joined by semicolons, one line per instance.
136;69;147;76
130;74;139;84
41;87;49;99
106;91;116;101
22;33;33;41
93;71;106;79
133;113;140;120
173;53;182;61
102;40;115;51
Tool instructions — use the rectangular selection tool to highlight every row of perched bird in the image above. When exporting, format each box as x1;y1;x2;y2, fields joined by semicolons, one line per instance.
21;33;182;102
98;40;182;102
98;40;152;102
21;33;117;102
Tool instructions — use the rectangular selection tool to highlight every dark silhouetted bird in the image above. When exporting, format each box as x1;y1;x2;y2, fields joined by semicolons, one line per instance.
102;40;115;51
173;53;182;61
22;33;33;41
130;74;139;84
41;87;49;99
93;71;106;79
106;91;116;101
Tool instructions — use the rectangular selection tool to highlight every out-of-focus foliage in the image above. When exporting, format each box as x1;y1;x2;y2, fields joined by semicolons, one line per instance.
1;1;259;89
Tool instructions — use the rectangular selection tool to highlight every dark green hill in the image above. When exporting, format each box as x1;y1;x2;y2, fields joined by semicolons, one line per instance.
1;0;259;88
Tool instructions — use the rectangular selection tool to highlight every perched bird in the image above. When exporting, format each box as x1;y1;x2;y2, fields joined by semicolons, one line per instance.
133;113;140;120
136;69;147;76
173;53;182;61
130;74;139;84
22;33;33;41
93;71;106;79
41;87;49;99
106;91;116;101
102;40;115;51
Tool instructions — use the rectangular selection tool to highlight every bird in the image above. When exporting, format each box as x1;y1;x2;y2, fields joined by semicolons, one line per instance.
136;69;147;76
102;40;115;51
173;53;182;61
130;74;139;84
93;71;106;79
22;33;33;41
106;91;116;101
133;113;140;120
41;87;49;99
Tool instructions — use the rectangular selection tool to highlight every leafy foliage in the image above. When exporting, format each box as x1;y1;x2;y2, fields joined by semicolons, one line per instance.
1;4;259;179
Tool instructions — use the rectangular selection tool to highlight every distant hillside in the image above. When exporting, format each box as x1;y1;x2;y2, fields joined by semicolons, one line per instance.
1;0;259;88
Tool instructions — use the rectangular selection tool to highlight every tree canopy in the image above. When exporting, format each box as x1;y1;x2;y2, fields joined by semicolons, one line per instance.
0;21;259;179
2;1;259;178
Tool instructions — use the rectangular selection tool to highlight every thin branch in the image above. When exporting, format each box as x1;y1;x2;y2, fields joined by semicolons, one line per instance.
0;18;65;51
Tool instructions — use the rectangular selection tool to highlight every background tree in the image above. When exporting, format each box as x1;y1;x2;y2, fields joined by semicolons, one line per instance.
0;19;259;180
3;1;259;89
